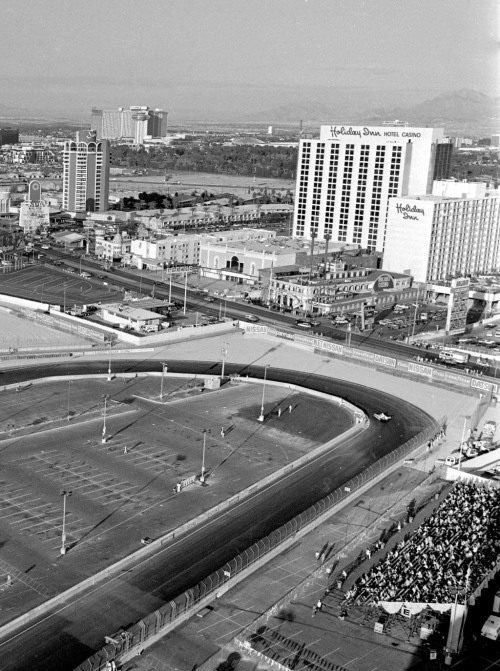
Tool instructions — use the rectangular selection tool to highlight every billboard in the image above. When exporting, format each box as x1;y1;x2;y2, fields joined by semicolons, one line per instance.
445;277;469;334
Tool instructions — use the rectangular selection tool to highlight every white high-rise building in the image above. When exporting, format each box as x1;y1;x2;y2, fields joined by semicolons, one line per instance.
383;182;500;283
293;125;451;252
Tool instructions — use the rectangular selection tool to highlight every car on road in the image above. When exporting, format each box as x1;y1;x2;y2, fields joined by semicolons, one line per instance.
203;297;215;302
245;314;260;322
309;320;321;326
295;320;313;329
484;324;496;330
374;412;392;422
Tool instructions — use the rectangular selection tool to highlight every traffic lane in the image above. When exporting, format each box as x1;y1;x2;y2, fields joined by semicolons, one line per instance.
0;366;433;671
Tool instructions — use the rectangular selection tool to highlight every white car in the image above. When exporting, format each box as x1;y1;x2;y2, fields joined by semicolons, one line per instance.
374;412;392;422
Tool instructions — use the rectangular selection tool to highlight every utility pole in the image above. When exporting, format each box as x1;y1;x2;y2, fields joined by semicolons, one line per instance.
60;490;72;555
160;362;168;400
258;365;270;422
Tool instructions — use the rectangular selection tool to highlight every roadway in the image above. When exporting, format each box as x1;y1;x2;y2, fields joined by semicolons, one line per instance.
28;248;499;378
0;361;434;671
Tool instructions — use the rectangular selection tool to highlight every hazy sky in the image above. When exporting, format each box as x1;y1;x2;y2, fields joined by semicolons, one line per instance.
0;0;497;119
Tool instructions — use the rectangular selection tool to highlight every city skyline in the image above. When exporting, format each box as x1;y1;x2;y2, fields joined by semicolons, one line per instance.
0;0;497;122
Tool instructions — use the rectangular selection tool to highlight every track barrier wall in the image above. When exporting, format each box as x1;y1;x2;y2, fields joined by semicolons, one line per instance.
241;322;499;397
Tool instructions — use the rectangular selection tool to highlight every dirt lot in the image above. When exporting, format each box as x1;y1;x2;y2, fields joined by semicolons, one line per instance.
0;307;88;349
109;171;295;199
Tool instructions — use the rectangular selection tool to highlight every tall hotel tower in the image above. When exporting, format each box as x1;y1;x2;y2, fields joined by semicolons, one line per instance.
293;125;451;252
62;130;110;213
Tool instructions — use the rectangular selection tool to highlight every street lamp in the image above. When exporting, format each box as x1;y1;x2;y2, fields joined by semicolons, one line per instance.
67;380;71;422
183;271;188;315
200;429;207;483
458;415;470;471
258;364;270;422
107;342;112;381
60;490;72;555
221;342;228;381
160;362;168;400
345;322;352;347
102;394;110;443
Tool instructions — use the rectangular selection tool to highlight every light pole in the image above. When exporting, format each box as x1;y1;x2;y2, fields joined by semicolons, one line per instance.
107;342;112;381
160;362;168;400
200;429;207;483
221;342;228;381
60;490;72;555
102;394;110;443
345;322;352;347
258;364;270;422
411;287;420;339
183;271;188;315
67;380;71;422
169;273;172;304
458;415;470;470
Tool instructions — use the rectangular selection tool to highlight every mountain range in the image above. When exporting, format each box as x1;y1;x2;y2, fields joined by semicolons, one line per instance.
249;89;499;135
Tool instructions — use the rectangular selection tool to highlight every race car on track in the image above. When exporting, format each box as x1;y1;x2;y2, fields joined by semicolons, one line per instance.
374;412;392;422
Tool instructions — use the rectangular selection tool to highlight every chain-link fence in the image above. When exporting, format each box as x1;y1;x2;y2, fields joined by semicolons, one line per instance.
74;417;445;671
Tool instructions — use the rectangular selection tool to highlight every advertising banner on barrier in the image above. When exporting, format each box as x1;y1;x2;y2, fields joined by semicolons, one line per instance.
351;348;375;363
432;368;470;387
316;339;344;355
471;377;498;394
406;361;434;377
374;353;397;368
240;320;497;395
244;324;268;335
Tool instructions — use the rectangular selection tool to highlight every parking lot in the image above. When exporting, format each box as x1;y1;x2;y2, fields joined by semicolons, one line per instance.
0;264;123;307
0;374;350;622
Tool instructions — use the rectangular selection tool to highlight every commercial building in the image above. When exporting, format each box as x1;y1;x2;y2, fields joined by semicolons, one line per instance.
383;182;500;284
129;234;200;268
293;124;452;252
124;228;275;271
268;262;414;316
62;130;110;213
90;106;168;143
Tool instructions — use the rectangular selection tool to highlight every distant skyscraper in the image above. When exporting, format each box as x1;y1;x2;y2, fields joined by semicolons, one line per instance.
293;124;450;252
62;130;110;213
90;106;167;143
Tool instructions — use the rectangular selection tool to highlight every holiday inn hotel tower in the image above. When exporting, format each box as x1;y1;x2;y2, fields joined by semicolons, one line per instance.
293;125;452;252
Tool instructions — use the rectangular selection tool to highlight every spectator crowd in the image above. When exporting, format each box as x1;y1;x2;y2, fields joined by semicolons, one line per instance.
343;481;500;606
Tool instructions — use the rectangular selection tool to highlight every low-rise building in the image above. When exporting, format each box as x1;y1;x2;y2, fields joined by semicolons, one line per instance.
95;231;132;261
98;301;166;331
269;263;414;315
